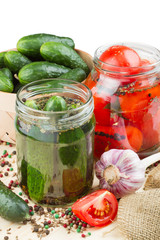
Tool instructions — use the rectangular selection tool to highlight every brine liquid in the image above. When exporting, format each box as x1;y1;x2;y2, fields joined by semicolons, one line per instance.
16;118;95;205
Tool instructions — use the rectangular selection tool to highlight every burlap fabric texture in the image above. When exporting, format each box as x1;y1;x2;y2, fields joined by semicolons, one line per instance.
144;164;160;190
117;188;160;240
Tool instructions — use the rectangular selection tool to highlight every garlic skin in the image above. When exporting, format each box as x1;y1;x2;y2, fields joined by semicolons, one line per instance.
95;149;146;199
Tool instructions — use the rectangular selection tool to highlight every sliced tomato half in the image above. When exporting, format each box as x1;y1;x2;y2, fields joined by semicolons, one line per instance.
72;189;118;227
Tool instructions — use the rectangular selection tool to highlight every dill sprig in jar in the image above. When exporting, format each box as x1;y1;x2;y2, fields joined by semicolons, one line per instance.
15;79;95;205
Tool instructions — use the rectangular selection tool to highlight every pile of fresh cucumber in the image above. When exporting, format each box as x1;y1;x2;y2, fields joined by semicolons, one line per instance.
0;33;90;93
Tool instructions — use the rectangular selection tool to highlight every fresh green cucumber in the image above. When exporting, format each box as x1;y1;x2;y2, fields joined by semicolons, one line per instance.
0;52;6;68
25;99;39;110
59;127;86;166
18;61;70;85
27;136;54;202
0;68;13;82
17;33;75;60
58;68;86;82
4;51;31;73
0;71;14;92
0;180;30;222
40;42;90;75
44;96;67;111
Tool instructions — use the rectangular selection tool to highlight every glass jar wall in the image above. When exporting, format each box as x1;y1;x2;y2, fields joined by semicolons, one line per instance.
15;79;95;205
84;43;160;160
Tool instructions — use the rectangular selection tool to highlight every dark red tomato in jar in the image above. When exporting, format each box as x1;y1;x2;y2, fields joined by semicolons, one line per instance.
139;59;154;74
119;81;160;122
99;45;142;76
135;96;160;151
94;125;143;159
72;189;118;227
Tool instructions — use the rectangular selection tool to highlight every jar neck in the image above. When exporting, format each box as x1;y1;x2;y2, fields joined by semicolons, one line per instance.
93;43;160;78
16;79;94;131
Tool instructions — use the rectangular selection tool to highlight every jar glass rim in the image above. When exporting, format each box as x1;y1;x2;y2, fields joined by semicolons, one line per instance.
94;42;160;76
16;78;93;115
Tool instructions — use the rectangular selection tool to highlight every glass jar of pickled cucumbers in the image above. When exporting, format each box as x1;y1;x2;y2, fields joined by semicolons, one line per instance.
15;79;95;205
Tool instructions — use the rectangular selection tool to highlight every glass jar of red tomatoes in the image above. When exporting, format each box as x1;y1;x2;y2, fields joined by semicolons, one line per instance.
84;43;160;160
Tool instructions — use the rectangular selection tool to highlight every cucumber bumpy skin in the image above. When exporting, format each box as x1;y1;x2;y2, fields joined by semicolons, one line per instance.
25;99;39;110
44;96;67;111
59;128;86;167
0;52;6;68
0;180;30;222
4;51;31;74
18;61;71;85
40;42;90;75
0;68;13;82
0;71;14;92
17;33;75;60
58;68;86;82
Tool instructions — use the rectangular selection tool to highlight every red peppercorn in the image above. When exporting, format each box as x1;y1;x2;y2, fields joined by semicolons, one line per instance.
10;180;14;184
0;174;3;178
61;213;65;217
63;224;67;228
7;168;10;171
25;199;29;203
81;234;86;238
48;220;51;224
82;223;87;227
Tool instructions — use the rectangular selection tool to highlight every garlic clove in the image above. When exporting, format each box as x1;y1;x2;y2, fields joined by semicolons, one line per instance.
95;149;146;198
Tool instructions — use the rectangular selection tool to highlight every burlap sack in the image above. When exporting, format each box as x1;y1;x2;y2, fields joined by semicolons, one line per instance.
144;164;160;190
117;188;160;240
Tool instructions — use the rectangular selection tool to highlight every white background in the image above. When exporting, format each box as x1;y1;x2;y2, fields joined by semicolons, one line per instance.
0;0;160;57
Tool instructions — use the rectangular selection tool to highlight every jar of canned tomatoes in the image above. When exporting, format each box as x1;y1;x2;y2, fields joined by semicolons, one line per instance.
84;43;160;159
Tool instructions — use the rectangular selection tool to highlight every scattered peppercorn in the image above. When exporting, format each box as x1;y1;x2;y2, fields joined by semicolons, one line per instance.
51;210;55;214
45;230;50;235
44;225;49;229
4;236;9;240
54;214;59;219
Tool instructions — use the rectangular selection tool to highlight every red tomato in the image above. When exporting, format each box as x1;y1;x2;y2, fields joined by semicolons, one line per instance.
99;45;141;75
119;82;160;122
135;97;160;150
72;189;118;227
94;125;143;159
140;59;153;73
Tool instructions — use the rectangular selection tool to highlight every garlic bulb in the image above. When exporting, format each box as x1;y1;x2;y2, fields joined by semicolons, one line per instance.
95;149;160;199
